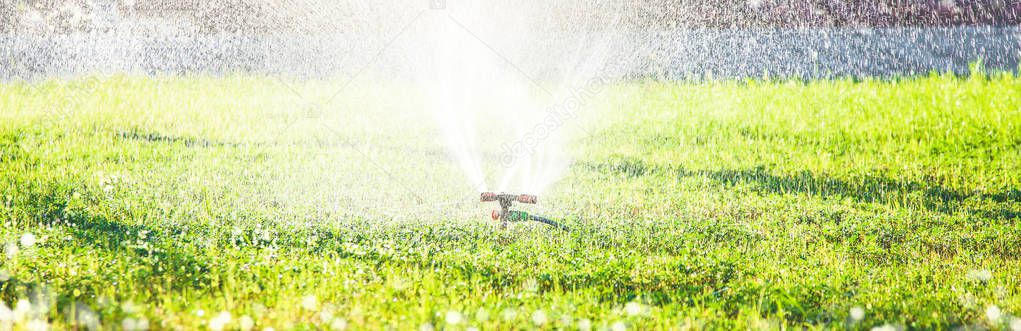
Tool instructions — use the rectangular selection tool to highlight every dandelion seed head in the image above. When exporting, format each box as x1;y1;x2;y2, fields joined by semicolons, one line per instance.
560;314;573;327
26;319;49;331
14;299;31;322
475;308;489;322
577;318;592;331
531;309;547;325
445;310;463;325
301;295;318;311
850;306;865;322
986;305;1001;322
0;301;13;322
501;308;517;321
121;301;139;314
625;302;642;316
122;317;144;331
5;243;19;260
967;269;993;283
209;311;232;331
239;315;255;331
870;324;897;331
319;305;335;322
329;317;347;331
20;233;36;248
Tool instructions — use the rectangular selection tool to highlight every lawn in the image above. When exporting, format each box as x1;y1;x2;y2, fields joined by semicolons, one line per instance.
0;73;1019;330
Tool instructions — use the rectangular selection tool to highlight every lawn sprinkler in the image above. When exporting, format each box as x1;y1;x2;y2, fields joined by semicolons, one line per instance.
480;192;569;231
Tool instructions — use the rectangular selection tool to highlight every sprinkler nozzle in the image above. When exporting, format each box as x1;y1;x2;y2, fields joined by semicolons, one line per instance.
517;194;537;204
480;192;568;231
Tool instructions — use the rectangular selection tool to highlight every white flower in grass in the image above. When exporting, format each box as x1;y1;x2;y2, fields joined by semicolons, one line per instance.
26;319;48;331
870;324;897;331
262;328;275;331
14;299;31;322
501;308;518;321
475;308;489;322
122;317;150;331
531;310;547;326
849;306;865;322
20;233;36;247
5;243;19;260
611;321;627;331
560;314;573;327
329;318;347;331
466;327;479;331
625;302;642;316
239;315;255;331
209;311;231;331
319;306;335;323
121;301;139;315
986;305;1001;322
577;318;592;331
1010;317;1021;331
445;310;463;325
0;301;12;322
966;269;993;283
418;322;434;331
301;295;318;311
122;318;136;331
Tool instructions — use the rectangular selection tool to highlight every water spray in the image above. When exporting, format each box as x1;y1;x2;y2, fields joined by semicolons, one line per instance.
480;192;569;231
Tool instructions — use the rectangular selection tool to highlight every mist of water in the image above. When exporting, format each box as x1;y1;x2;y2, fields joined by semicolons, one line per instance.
6;0;1015;216
401;1;635;195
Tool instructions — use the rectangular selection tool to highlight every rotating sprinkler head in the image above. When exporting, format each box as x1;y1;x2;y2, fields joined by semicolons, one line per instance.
480;192;568;231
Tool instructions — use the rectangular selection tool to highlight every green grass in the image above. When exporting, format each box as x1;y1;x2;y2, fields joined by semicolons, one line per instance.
0;73;1019;330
